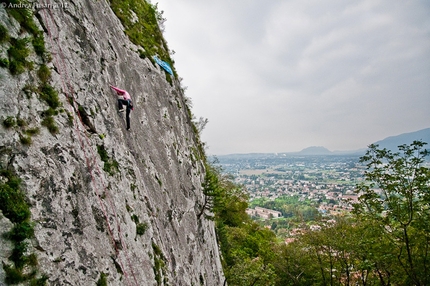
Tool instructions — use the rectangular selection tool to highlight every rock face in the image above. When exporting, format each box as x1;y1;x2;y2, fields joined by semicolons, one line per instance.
0;1;224;285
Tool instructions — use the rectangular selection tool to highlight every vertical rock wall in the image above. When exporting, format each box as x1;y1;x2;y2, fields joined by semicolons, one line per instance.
0;0;224;285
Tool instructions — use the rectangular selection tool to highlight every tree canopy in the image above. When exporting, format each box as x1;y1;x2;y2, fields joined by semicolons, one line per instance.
205;141;430;285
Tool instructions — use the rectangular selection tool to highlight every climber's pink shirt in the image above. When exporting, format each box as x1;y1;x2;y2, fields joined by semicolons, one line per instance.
110;85;131;100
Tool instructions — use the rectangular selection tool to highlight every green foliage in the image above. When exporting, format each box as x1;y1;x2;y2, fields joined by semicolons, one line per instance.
165;72;172;86
37;64;51;83
136;222;148;236
3;0;50;80
130;214;148;235
5;1;39;36
8;60;25;75
249;195;321;237
250;195;320;221
19;134;32;145
3;263;27;284
0;169;45;284
200;162;279;285
22;84;38;96
3;116;16;128
204;141;430;285
97;145;119;176
16;117;27;127
96;272;108;286
131;214;139;223
25;127;40;136
0;172;30;223
7;37;31;75
138;49;146;59
220;222;278;286
352;140;430;285
0;58;9;68
151;242;167;286
30;274;48;286
0;24;9;43
39;84;60;109
41;107;58;117
97;144;109;162
41;116;59;134
199;162;249;226
10;241;29;269
109;0;176;77
37;83;60;134
32;34;47;57
7;221;34;241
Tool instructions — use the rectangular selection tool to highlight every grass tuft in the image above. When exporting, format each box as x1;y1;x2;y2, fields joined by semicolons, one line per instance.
7;37;31;75
41;116;59;134
97;145;119;176
32;34;47;57
39;84;60;109
109;0;176;77
0;24;9;43
3;116;16;128
96;272;108;286
37;64;51;83
20;134;32;145
136;222;148;235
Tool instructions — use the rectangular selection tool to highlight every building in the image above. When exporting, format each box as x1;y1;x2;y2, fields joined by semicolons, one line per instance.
246;207;282;219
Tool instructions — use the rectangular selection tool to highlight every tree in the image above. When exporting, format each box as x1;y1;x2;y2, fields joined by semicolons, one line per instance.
353;141;430;285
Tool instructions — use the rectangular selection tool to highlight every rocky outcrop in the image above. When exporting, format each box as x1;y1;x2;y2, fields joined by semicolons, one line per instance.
0;1;224;285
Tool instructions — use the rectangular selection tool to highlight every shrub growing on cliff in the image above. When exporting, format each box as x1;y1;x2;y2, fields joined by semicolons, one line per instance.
37;64;51;83
109;0;176;77
0;170;30;223
97;145;119;176
25;127;40;136
3;116;16;128
0;24;9;43
0;169;46;284
19;134;32;145
198;161;281;285
5;1;39;36
7;37;31;75
32;34;47;57
136;222;148;236
41;116;59;134
96;273;108;286
39;84;60;109
0;58;9;68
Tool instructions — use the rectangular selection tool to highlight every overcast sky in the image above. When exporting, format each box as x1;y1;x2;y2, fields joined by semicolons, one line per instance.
156;0;430;155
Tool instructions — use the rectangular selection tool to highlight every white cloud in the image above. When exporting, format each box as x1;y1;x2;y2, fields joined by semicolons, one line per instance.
157;0;430;154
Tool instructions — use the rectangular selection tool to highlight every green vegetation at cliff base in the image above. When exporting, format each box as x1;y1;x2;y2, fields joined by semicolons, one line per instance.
204;141;430;285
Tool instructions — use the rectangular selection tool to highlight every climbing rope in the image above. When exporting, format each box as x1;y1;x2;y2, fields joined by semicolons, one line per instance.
39;3;139;285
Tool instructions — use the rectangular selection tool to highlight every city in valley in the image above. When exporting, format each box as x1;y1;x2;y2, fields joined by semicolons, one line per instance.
215;152;368;238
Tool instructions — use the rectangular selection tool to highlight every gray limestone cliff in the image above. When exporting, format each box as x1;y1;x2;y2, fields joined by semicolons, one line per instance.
0;0;224;285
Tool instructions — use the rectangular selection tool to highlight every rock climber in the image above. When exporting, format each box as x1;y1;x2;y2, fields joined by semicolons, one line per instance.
110;85;133;130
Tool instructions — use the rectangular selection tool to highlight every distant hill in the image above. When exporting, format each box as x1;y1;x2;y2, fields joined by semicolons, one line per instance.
297;146;332;155
372;128;430;151
216;128;430;158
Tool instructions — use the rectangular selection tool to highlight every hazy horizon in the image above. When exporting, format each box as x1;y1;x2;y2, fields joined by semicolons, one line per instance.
213;126;430;156
157;0;430;155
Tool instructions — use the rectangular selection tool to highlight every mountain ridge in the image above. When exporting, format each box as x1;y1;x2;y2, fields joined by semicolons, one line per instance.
373;127;430;151
217;127;430;157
